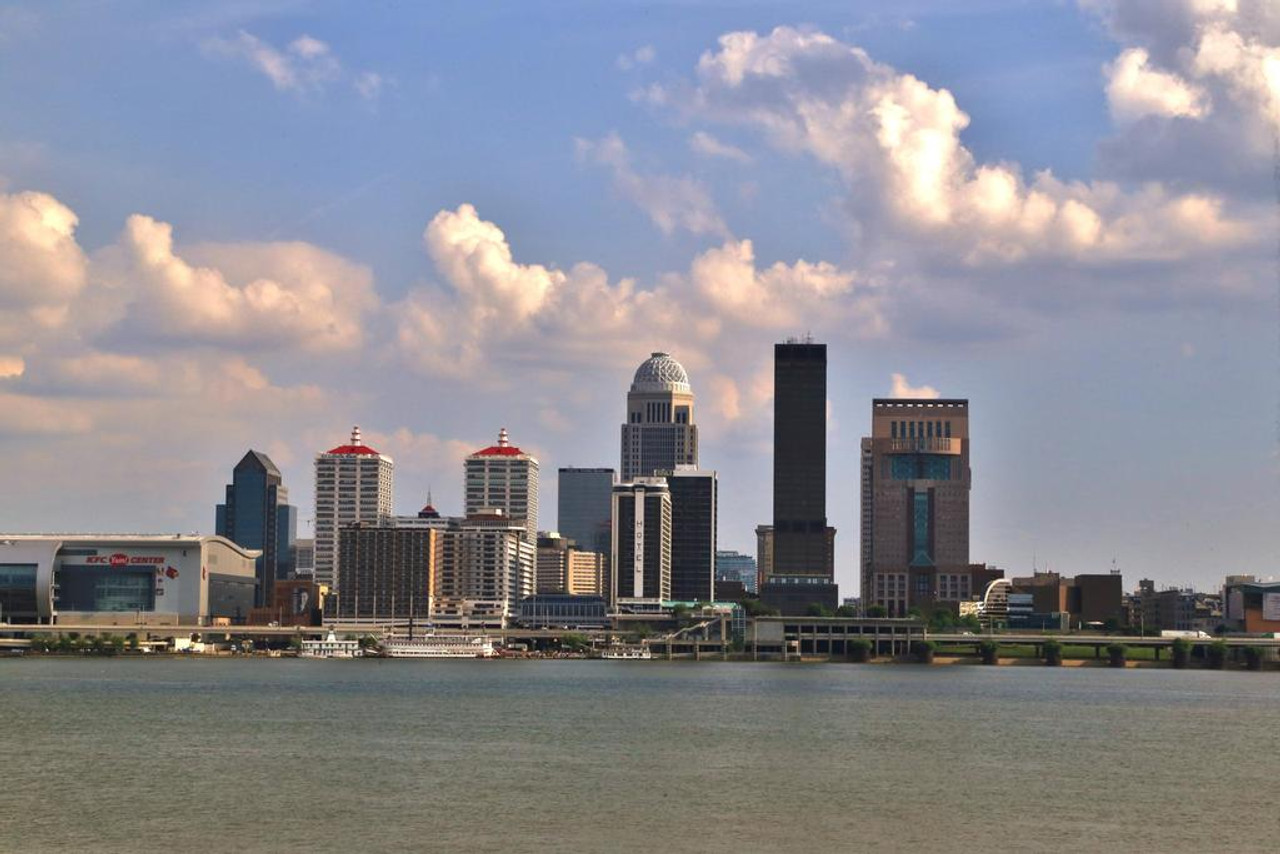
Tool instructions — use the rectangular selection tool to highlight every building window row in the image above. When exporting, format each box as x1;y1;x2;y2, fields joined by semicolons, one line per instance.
891;420;953;440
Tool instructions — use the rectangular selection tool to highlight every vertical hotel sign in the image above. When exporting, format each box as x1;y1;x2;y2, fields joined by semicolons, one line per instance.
633;488;645;599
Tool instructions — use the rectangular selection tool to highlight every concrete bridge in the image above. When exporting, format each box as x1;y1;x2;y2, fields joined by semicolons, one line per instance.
927;632;1280;661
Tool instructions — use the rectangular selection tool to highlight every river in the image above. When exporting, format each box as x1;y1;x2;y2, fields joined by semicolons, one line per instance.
2;658;1276;852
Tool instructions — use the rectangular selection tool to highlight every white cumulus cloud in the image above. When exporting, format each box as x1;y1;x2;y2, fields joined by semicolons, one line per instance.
669;26;1254;263
889;373;939;399
1106;47;1210;121
91;214;377;353
0;190;88;319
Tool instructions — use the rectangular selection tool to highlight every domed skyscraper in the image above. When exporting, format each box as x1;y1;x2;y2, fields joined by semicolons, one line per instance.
620;351;698;481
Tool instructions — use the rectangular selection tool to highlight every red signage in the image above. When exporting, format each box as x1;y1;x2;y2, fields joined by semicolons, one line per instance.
109;553;128;567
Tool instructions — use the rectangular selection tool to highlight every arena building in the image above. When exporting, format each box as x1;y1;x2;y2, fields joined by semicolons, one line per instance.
0;535;259;626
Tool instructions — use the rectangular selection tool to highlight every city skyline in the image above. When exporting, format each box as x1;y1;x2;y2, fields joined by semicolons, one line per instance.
1;1;1277;597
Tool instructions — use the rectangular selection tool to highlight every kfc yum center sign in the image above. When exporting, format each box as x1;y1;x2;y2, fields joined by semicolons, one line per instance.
85;553;165;567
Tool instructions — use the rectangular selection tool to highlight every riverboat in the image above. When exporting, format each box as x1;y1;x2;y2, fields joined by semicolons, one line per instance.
381;634;496;658
300;630;363;659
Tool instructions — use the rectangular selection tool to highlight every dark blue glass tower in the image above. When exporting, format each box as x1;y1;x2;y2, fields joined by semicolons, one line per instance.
216;450;297;609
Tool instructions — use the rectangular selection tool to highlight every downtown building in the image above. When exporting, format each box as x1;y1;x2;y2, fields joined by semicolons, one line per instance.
433;509;535;629
620;352;697;481
761;339;837;614
557;466;614;599
611;478;672;608
335;513;441;624
860;399;974;616
557;466;614;557
664;466;717;603
215;450;297;608
466;428;538;543
536;532;607;596
314;427;394;595
716;550;758;595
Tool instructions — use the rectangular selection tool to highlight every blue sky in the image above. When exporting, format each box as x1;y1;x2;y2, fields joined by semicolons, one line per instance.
1;0;1276;595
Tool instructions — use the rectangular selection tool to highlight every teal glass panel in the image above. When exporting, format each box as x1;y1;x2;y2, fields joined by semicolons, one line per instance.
911;491;932;566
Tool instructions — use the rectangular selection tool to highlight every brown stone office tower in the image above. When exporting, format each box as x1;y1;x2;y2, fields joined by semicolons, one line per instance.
860;399;971;616
760;339;837;615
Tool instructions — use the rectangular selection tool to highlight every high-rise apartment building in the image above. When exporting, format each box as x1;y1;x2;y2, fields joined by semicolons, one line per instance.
860;399;971;616
611;479;672;606
557;467;614;558
665;467;717;603
216;450;297;608
762;339;837;614
336;523;438;621
536;533;607;596
465;428;538;543
433;510;535;628
314;427;394;593
620;352;697;481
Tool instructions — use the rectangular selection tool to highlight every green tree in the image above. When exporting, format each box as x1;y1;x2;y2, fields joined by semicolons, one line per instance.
928;608;955;631
959;614;982;632
806;603;833;618
979;640;999;665
1170;637;1191;669
1207;640;1228;669
289;634;303;652
848;639;872;663
671;603;690;622
834;604;858;618
28;637;48;653
126;633;139;651
740;598;781;617
1244;646;1265;671
560;633;590;652
1042;639;1063;666
865;605;888;618
911;640;936;663
1107;643;1128;668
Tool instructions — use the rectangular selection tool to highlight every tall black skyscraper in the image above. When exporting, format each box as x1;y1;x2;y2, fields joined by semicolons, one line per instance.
665;467;717;603
763;339;838;614
216;450;297;609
